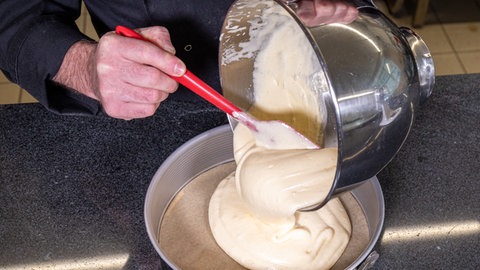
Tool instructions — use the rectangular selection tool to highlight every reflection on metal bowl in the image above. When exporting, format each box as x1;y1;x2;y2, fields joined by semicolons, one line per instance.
219;0;434;200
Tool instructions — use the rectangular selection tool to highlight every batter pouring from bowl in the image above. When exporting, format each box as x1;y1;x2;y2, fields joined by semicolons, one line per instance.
209;124;351;270
209;2;354;269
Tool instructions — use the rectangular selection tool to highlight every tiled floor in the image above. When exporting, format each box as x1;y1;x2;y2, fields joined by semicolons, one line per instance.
1;1;479;104
376;0;480;75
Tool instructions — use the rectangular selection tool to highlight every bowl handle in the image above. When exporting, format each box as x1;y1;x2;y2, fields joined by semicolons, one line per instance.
401;27;435;104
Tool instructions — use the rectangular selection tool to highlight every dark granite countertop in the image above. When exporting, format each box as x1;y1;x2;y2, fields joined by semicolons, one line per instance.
1;74;479;269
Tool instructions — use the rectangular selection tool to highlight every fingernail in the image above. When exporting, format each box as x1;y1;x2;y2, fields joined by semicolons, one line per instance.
174;62;186;76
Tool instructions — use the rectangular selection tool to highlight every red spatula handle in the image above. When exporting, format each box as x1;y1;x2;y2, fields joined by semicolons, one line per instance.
115;25;242;116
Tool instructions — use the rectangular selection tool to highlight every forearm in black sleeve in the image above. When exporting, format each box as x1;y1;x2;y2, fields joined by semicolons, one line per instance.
0;0;101;115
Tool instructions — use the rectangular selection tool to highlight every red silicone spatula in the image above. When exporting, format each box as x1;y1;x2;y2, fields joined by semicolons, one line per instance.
115;26;318;150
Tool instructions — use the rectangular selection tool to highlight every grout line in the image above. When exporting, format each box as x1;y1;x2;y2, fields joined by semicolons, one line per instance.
18;89;26;103
430;5;468;74
83;14;88;33
17;88;21;103
439;23;468;73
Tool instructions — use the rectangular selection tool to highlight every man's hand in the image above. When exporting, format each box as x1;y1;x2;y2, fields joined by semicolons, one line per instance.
54;26;185;120
295;0;359;27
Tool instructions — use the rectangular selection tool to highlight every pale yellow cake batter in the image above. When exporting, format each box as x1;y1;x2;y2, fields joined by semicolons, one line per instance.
209;3;351;270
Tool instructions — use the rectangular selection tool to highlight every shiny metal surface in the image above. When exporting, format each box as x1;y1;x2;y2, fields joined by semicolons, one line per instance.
144;125;385;270
219;0;434;204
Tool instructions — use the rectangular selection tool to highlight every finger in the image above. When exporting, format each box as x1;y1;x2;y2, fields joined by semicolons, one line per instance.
319;2;348;24
137;26;176;55
118;62;179;94
322;2;358;24
100;81;170;104
296;0;358;26
114;34;186;77
296;0;318;23
104;101;161;120
297;0;338;26
121;85;170;104
343;6;359;24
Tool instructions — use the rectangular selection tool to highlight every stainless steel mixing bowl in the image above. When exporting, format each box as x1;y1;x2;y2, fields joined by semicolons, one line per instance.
219;0;434;203
144;125;385;270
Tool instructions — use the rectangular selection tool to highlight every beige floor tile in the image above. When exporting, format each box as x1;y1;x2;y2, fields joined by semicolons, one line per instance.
413;25;453;54
443;22;480;52
75;13;86;32
19;89;38;103
0;83;21;104
0;71;11;84
85;14;99;40
431;52;465;75
360;1;452;54
457;51;480;74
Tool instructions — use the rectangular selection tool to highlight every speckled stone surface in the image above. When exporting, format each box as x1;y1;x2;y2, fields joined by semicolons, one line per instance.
0;98;228;270
0;74;479;270
373;74;480;269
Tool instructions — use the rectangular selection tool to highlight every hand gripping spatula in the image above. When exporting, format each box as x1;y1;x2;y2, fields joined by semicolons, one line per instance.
116;26;318;150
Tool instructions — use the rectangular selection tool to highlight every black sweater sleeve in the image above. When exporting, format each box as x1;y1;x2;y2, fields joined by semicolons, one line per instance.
0;0;101;115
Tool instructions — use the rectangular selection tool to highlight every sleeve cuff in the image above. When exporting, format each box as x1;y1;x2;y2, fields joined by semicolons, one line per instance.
9;15;101;115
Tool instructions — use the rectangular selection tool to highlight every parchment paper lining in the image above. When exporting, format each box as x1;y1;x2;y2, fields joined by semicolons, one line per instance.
159;162;369;270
